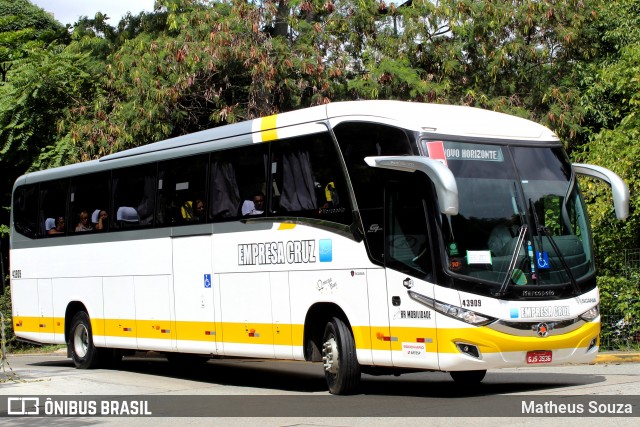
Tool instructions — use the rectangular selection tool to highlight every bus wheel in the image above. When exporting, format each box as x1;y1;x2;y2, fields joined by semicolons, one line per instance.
68;311;100;369
450;370;486;383
322;317;361;395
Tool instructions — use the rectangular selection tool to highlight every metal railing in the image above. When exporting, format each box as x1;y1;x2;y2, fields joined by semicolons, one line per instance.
600;314;640;351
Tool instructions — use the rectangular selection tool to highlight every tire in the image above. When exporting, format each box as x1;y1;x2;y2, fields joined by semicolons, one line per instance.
449;370;487;383
68;311;101;369
322;317;361;395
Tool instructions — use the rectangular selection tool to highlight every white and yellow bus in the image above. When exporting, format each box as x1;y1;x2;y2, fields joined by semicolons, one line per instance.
10;101;629;394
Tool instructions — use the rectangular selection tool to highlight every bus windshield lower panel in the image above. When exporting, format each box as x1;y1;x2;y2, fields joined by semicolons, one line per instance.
431;141;595;294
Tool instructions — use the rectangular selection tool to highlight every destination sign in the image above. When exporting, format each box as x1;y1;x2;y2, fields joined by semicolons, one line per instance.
441;141;504;162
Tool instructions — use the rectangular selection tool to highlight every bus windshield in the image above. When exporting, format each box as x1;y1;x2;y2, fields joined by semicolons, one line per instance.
429;141;594;289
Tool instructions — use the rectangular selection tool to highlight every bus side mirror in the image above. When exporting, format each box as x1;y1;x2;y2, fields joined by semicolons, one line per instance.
573;163;630;220
364;156;459;215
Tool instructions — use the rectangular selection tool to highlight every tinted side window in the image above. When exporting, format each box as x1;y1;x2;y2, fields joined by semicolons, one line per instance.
334;122;415;263
112;164;157;229
334;122;415;209
210;144;267;221
157;155;208;226
70;172;110;233
39;179;69;236
271;132;352;226
385;175;433;279
13;184;38;239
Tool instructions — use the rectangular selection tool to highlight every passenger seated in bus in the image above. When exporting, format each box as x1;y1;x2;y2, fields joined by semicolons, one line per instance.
181;199;205;222
323;181;339;208
75;211;93;232
47;216;65;235
116;206;139;227
241;192;265;216
44;218;56;234
92;209;108;231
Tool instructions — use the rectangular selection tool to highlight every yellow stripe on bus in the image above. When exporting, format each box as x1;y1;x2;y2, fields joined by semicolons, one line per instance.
14;317;598;353
260;114;278;142
277;223;296;230
432;321;599;353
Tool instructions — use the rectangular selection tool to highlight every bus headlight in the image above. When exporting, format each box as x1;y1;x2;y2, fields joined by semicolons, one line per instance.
579;305;599;322
408;290;496;326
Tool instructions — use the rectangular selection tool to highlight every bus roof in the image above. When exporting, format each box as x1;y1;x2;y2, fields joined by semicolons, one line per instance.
102;101;557;161
15;101;558;186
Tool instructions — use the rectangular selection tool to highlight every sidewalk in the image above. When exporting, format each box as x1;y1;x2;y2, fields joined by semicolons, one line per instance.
593;351;640;364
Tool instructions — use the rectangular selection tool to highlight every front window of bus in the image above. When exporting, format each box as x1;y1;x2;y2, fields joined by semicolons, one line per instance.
427;140;594;291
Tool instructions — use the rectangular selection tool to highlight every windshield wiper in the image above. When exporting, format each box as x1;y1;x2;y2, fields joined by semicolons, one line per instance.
493;225;527;297
528;199;581;296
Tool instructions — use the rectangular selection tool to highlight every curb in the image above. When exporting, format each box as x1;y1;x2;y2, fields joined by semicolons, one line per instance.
593;352;640;364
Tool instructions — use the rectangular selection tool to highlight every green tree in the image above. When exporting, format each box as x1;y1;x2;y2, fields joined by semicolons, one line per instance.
338;0;599;143
0;0;68;82
68;0;342;160
574;0;640;273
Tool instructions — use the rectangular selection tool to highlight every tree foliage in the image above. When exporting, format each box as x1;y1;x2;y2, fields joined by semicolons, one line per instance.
0;0;68;82
574;0;640;273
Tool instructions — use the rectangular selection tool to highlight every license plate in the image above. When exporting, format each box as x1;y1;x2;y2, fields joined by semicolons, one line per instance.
526;350;552;364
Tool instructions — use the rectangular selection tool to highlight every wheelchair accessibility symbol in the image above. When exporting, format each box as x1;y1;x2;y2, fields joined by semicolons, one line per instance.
204;274;211;288
536;251;550;269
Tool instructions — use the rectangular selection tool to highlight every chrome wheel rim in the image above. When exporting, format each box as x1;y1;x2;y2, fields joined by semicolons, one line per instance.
322;336;339;374
73;323;89;358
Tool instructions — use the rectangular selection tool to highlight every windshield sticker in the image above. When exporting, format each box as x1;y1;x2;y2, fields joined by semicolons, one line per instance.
426;141;448;166
511;269;527;285
448;242;460;256
536;251;550;269
466;250;492;265
442;142;504;162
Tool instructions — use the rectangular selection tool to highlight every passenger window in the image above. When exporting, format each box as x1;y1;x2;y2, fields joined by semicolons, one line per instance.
69;172;110;233
111;164;157;229
209;144;267;221
13;184;38;239
270;132;352;226
156;155;208;226
334;122;415;210
39;179;69;236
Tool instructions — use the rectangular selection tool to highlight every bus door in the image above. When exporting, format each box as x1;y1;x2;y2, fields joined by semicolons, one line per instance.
172;235;217;354
384;176;439;369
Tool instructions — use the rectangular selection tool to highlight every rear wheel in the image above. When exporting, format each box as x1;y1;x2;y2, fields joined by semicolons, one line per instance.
68;311;101;369
322;317;361;395
450;370;487;383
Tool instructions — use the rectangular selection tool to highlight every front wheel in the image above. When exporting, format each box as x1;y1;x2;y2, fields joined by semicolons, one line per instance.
68;311;101;369
450;370;487;383
322;317;361;395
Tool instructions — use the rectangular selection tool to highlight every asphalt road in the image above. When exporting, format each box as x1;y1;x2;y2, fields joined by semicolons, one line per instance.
1;351;639;425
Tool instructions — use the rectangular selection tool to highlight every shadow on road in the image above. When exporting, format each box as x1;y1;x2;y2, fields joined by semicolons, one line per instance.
27;355;607;397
